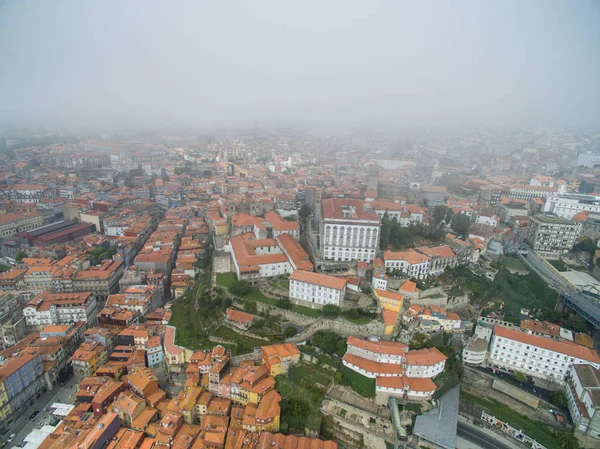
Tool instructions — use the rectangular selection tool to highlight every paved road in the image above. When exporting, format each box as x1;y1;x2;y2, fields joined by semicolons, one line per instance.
2;375;78;447
457;423;515;449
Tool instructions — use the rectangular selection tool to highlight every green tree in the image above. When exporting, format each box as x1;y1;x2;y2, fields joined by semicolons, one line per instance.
290;397;309;419
451;213;471;239
244;300;258;314
334;371;342;383
433;205;453;226
299;205;312;219
513;371;527;383
284;326;298;338
549;390;568;409
555;428;580;449
278;299;292;310
322;304;341;318
14;250;27;262
230;280;251;296
409;332;428;350
581;237;596;252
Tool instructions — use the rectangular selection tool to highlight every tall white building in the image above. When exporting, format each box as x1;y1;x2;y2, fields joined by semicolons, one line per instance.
488;326;600;384
321;199;381;263
288;270;347;308
543;193;600;220
577;152;600;168
525;214;582;259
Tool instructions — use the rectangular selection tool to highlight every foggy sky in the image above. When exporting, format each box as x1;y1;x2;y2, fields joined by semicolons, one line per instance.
1;0;599;130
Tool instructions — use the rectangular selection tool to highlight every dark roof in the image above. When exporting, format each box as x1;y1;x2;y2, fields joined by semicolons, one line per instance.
413;385;460;449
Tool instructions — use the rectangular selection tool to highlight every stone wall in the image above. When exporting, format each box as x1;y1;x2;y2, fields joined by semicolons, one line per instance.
288;317;384;343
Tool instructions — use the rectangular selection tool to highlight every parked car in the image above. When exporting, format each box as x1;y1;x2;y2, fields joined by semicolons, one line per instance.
30;409;40;419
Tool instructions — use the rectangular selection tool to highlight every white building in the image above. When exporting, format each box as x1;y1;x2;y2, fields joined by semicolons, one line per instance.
565;364;600;440
577;151;600;168
289;270;347;308
342;336;446;402
383;249;431;279
462;325;493;366
229;234;291;280
525;214;582;259
509;184;556;201
488;326;600;384
321;198;381;263
474;213;499;228
23;291;97;329
543;193;600;220
372;274;388;291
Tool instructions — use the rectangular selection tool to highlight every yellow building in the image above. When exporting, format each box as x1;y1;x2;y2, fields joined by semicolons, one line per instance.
261;343;300;376
0;381;11;423
374;289;404;313
242;390;281;433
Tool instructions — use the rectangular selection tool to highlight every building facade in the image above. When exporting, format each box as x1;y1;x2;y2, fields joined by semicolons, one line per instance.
321;198;381;263
525;215;582;259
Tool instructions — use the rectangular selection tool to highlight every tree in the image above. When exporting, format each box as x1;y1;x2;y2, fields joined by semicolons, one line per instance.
14;250;27;262
278;299;292;310
579;237;596;253
433;205;453;226
230;280;251;296
290;398;309;419
284;326;298;338
549;390;568;409
451;213;471;239
555;428;580;449
244;300;258;314
513;371;527;383
409;332;428;350
299;205;312;219
322;304;341;318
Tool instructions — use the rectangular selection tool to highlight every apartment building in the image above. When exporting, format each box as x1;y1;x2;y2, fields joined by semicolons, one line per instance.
565;364;600;440
383;249;431;279
415;245;457;274
0;349;46;432
5;183;55;203
342;336;446;402
321;198;381;263
23;291;97;329
71;340;108;380
261;343;300;376
525;214;582;259
73;260;124;303
288;270;347;308
105;284;163;318
488;326;600;384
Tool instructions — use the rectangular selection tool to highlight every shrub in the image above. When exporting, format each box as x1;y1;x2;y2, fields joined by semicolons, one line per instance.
322;304;341;318
230;280;251;296
278;299;292;310
284;326;298;338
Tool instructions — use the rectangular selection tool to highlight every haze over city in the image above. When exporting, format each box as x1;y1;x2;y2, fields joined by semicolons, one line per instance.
2;2;600;449
1;0;599;130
